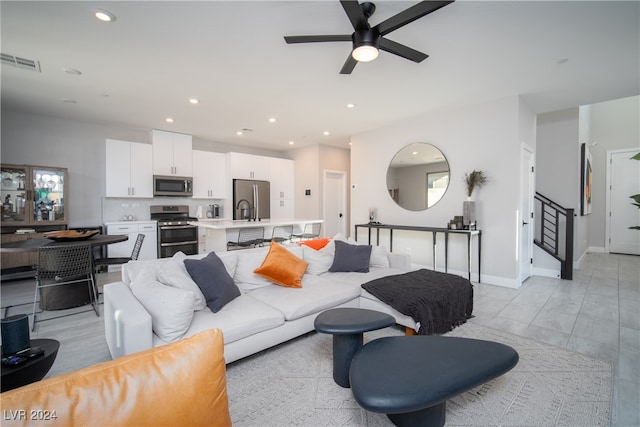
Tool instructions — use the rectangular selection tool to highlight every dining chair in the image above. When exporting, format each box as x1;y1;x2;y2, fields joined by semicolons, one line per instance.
94;233;145;273
291;223;322;241
32;243;99;331
227;227;265;251
269;225;293;244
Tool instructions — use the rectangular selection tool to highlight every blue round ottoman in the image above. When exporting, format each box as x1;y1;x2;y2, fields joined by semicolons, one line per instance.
349;335;519;427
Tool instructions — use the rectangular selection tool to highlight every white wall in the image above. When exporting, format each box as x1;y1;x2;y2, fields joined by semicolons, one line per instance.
351;96;532;287
588;95;640;251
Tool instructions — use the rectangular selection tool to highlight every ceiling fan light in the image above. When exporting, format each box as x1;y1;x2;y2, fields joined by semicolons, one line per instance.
352;45;379;62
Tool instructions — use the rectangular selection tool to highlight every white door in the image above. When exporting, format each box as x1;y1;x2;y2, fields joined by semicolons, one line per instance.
519;146;535;283
608;149;640;255
323;171;346;238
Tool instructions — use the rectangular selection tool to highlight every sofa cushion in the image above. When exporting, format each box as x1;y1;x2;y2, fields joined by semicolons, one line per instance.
234;245;304;292
298;237;332;250
184;252;241;313
156;252;207;311
302;240;335;275
254;241;308;288
180;294;285;345
248;275;361;321
130;267;195;343
322;267;410;290
329;240;372;273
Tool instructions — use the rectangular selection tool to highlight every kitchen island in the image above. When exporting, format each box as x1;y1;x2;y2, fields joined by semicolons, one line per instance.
192;219;323;252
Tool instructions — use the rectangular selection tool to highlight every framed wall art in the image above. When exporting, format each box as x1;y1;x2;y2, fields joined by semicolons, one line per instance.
580;143;593;216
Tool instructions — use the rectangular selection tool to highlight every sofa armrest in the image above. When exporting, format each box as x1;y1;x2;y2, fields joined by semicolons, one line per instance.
388;253;411;271
104;282;153;359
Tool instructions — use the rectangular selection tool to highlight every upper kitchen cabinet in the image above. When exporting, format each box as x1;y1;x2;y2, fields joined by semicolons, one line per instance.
193;150;226;199
269;158;295;200
152;130;193;177
226;152;269;180
105;139;153;198
1;164;68;225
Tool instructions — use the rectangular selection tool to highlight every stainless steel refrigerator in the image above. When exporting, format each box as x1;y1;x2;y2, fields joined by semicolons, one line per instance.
232;179;270;220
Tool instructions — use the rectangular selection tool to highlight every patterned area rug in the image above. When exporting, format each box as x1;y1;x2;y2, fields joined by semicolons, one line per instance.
225;322;612;426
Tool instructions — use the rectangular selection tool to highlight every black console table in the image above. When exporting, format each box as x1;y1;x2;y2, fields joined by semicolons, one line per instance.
354;224;481;282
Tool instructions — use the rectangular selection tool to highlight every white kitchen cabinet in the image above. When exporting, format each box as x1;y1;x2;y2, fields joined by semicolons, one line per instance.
269;158;295;219
193;150;226;199
226;152;269;180
105;139;153;198
152;130;193;176
105;221;158;269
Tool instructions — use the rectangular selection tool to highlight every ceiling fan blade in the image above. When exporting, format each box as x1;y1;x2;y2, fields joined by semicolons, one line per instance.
340;0;370;31
340;54;358;74
284;35;352;44
374;1;454;36
379;38;428;63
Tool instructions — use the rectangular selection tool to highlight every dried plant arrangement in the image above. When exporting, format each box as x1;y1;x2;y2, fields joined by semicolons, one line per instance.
464;170;488;197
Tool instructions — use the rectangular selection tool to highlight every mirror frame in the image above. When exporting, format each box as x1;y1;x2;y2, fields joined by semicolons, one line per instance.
386;142;450;211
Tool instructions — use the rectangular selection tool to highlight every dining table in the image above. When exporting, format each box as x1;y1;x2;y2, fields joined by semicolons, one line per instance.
1;234;128;311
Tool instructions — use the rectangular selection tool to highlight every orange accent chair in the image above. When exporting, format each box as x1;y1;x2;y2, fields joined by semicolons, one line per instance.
0;329;232;426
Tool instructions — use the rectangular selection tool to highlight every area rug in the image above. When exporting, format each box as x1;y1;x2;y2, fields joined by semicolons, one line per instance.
225;322;612;427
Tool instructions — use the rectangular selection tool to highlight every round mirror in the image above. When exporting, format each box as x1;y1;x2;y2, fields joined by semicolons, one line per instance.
386;143;450;211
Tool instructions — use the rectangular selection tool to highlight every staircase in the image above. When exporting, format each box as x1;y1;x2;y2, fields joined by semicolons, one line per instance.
534;192;575;280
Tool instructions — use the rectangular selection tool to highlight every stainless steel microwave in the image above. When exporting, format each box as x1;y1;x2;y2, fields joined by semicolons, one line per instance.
153;175;193;197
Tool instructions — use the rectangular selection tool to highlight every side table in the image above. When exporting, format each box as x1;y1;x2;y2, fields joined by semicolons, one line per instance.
314;308;395;388
1;338;60;392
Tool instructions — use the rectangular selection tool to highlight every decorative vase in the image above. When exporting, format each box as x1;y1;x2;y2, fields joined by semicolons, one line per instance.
463;198;475;228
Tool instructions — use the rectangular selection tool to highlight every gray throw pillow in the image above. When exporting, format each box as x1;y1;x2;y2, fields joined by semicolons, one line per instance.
184;252;241;313
328;240;372;273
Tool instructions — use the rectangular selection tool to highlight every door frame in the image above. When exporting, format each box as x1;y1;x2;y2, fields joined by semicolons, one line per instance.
322;169;347;238
605;147;640;253
519;143;535;285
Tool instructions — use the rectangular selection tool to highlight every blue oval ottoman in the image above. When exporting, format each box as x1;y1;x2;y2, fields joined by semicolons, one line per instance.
349;335;519;427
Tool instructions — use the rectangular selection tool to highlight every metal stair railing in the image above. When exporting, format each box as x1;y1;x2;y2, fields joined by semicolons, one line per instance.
534;192;575;280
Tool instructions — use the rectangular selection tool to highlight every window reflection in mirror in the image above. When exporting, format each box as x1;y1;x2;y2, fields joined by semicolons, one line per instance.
386;143;450;211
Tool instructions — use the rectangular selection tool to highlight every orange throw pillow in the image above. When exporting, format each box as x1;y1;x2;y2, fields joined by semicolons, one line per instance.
298;237;332;250
254;241;309;288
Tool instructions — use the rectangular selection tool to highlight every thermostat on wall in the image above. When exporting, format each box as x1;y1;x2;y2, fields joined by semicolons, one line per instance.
305;189;311;196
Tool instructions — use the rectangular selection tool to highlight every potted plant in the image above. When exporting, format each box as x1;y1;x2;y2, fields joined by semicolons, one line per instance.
464;170;488;199
462;170;488;229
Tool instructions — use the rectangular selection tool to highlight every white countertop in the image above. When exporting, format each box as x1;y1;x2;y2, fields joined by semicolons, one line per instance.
191;218;322;230
104;220;157;225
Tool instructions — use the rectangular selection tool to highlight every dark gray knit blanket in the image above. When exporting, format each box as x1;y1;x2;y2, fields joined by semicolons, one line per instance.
361;269;473;335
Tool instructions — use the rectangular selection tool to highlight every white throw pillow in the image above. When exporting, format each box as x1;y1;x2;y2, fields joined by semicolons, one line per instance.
157;252;207;311
234;250;275;292
302;240;336;275
130;267;195;343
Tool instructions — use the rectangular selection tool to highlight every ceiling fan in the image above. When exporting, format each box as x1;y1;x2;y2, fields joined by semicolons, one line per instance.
284;0;454;74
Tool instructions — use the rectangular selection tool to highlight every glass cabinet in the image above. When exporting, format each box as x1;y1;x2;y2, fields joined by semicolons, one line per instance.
1;164;68;225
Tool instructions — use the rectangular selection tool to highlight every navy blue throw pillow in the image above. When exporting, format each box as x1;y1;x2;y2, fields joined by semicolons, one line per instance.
328;240;372;273
184;252;240;313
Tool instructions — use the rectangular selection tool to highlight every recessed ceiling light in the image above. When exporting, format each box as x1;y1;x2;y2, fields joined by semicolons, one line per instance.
269;118;276;123
93;9;116;22
165;118;174;123
236;131;243;136
346;103;355;109
323;131;330;136
289;141;295;145
63;67;82;75
189;98;199;104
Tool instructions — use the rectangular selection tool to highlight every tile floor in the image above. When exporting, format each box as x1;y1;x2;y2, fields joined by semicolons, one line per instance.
1;252;638;426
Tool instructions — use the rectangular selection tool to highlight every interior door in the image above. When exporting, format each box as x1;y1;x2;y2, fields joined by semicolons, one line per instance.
323;171;346;238
520;146;535;283
608;149;640;255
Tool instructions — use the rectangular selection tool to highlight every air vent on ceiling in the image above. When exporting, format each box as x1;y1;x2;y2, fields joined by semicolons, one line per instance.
1;53;41;72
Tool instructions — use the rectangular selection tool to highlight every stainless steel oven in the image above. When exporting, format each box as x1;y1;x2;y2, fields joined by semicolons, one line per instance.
150;205;198;258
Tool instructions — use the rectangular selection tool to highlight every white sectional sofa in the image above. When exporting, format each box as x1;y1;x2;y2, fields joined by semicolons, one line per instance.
103;239;418;363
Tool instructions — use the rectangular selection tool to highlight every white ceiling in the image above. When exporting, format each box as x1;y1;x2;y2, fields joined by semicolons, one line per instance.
1;1;638;152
